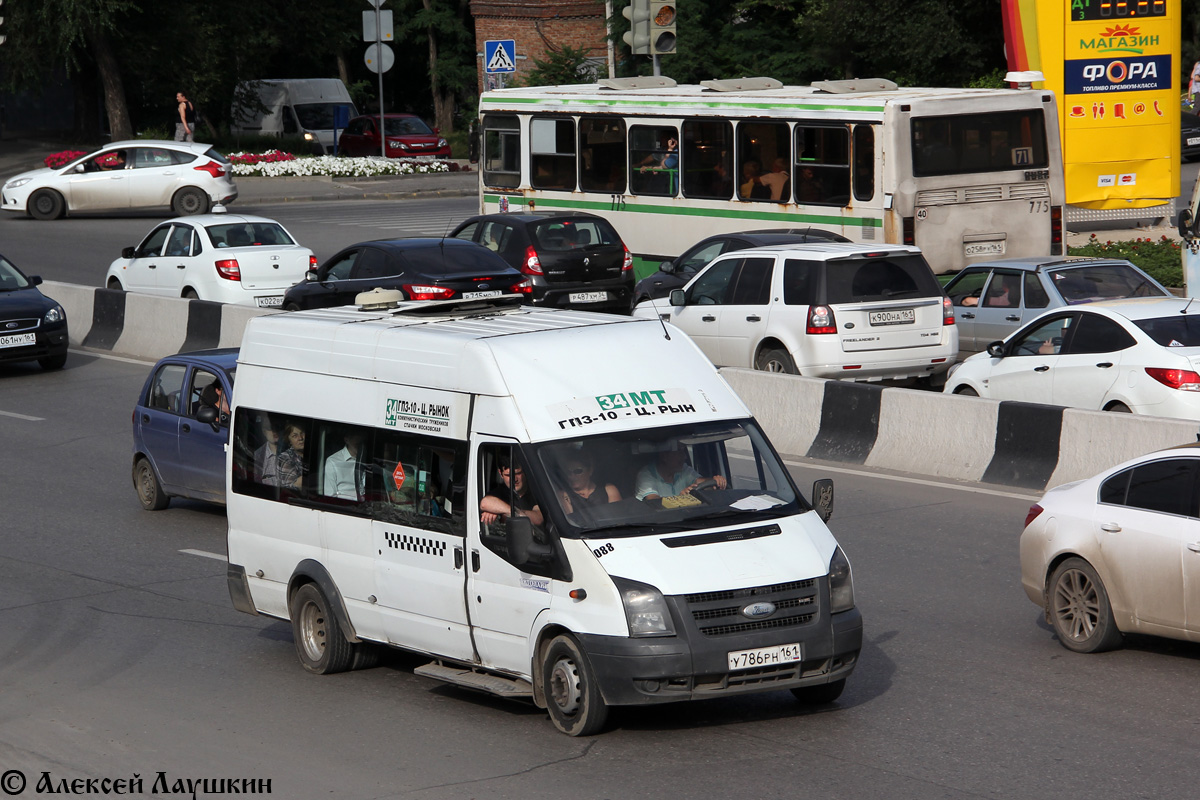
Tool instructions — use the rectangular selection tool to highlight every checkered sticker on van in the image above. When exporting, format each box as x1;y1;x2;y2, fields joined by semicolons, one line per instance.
385;531;447;558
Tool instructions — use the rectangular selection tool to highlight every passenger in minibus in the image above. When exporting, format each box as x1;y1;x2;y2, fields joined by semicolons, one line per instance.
480;456;544;527
635;441;727;501
556;450;621;515
253;414;280;486
276;423;308;489
324;431;366;500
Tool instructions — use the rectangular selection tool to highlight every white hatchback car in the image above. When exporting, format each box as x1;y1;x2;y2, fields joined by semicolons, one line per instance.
945;297;1200;420
105;214;315;307
1020;444;1200;653
632;243;958;381
1;140;238;220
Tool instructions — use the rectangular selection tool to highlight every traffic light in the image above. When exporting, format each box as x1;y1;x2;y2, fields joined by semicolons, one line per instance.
622;0;652;55
650;1;676;55
0;0;6;46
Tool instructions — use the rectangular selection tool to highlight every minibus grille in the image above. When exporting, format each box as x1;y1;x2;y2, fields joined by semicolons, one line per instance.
684;578;819;637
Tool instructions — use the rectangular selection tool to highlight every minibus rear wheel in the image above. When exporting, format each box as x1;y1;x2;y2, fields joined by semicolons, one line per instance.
290;583;354;674
542;634;608;736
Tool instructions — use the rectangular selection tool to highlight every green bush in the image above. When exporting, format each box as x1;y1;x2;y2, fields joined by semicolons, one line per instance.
1068;234;1183;288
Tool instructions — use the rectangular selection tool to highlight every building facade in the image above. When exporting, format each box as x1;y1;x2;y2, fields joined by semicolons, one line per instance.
470;0;609;93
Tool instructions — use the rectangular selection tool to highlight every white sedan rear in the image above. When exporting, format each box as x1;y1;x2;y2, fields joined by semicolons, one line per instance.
105;214;315;307
945;297;1200;420
1020;444;1200;652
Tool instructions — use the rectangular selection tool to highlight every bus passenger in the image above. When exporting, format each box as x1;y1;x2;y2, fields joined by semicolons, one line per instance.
481;456;544;527
759;157;789;202
557;451;620;515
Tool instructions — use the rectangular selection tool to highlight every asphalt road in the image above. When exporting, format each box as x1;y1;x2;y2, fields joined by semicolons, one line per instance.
2;353;1200;799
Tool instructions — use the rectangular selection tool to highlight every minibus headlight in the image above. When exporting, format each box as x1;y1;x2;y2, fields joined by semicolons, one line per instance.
829;546;855;613
612;576;675;637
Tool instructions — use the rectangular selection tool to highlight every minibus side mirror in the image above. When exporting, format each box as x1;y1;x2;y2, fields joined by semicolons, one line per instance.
986;340;1006;359
669;289;686;307
812;478;834;522
507;516;553;565
122;247;136;259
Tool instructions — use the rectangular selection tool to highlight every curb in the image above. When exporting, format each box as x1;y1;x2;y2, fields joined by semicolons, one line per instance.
238;188;478;205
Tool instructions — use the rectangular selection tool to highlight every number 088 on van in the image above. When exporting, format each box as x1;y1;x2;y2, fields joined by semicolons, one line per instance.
225;296;862;736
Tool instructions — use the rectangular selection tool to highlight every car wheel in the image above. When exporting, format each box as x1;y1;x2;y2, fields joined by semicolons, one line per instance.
107;277;123;291
171;187;210;216
38;352;67;370
28;189;66;221
290;583;355;675
133;456;169;511
1048;557;1123;653
954;386;979;397
183;288;199;300
790;678;846;705
755;346;797;374
1105;402;1132;413
542;634;609;736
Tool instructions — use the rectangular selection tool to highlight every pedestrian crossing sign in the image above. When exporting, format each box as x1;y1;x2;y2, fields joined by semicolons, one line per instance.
485;40;516;74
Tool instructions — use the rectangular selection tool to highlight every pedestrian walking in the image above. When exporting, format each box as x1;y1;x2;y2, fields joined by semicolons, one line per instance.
175;92;196;142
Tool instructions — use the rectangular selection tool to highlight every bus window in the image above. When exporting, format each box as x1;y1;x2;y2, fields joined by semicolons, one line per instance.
682;119;733;200
796;126;850;206
911;110;1048;177
483;114;521;189
737;121;789;202
630;125;679;197
579;117;627;193
530;117;576;190
853;125;875;202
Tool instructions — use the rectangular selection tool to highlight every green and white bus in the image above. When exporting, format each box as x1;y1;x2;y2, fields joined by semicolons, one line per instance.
477;77;1066;276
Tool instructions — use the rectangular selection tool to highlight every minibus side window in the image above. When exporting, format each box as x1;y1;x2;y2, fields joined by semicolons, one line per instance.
478;444;555;578
369;430;466;536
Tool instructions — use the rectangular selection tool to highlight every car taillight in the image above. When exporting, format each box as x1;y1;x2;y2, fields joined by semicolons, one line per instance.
512;278;533;294
1024;503;1044;529
903;216;915;246
195;161;226;179
807;305;837;335
522;245;544;275
215;259;241;281
1145;367;1200;391
1050;205;1063;255
309;255;318;269
403;284;456;301
621;243;633;272
943;296;955;325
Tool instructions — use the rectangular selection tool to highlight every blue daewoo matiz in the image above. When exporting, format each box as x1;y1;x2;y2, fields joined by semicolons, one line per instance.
132;348;237;510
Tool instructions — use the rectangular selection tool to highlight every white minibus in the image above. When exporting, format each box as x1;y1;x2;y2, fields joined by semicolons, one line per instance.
226;295;862;735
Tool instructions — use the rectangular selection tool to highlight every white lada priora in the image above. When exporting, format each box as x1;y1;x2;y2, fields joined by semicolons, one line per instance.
105;213;315;308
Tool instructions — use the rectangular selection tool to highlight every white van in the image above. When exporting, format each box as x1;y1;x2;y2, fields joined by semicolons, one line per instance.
230;79;358;155
225;295;862;735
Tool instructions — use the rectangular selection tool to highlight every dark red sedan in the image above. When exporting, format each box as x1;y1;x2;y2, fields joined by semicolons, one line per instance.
337;114;451;159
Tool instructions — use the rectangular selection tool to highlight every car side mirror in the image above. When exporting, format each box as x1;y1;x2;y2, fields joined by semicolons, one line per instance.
660;260;675;274
812;478;834;522
305;269;319;282
506;516;553;565
122;246;136;259
196;405;221;431
669;289;686;307
986;341;1006;358
28;275;43;286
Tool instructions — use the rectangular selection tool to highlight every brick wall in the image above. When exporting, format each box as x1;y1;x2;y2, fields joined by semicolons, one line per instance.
471;0;609;94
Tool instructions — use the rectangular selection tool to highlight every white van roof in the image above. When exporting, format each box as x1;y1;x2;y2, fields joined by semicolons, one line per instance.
239;303;751;441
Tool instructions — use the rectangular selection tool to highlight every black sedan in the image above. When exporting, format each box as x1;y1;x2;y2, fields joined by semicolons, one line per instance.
451;212;633;314
630;228;850;310
282;238;529;311
0;254;69;370
1184;110;1200;162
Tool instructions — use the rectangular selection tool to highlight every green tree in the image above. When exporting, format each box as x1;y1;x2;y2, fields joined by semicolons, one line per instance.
520;45;592;87
394;0;476;133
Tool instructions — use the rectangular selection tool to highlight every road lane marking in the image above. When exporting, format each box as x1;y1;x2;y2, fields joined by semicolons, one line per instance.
0;409;44;421
180;549;228;561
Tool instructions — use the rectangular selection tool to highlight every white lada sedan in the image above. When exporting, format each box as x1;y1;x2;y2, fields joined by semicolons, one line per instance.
105;214;315;308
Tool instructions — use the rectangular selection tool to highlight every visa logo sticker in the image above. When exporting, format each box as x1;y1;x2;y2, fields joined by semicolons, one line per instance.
1097;175;1116;187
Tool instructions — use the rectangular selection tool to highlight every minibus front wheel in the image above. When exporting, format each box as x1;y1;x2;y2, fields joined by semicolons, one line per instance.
542;634;609;736
290;583;355;674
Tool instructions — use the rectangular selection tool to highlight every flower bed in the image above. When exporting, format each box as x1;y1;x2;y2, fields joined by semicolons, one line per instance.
1068;234;1183;288
225;151;466;178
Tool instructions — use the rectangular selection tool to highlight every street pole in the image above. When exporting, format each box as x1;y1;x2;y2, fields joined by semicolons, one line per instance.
376;4;385;159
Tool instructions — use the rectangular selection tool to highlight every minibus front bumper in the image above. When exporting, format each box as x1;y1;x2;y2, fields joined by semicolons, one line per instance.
577;584;863;707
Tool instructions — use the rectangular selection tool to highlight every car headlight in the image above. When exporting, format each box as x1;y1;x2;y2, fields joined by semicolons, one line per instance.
437;138;448;148
44;305;65;324
303;132;315;141
6;178;31;189
388;140;403;149
829;546;855;613
612;576;675;637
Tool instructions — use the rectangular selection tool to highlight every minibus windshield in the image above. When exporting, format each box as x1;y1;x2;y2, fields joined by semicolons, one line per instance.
531;419;804;538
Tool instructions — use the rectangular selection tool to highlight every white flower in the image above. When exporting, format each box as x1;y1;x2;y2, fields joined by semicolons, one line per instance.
227;153;454;178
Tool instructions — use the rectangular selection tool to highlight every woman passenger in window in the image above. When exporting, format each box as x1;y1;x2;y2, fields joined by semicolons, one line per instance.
276;422;308;489
557;451;621;516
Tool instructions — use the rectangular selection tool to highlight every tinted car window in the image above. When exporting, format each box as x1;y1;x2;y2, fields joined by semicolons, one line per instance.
134;148;177;168
1099;468;1131;505
783;259;819;305
398;243;513;274
729;258;774;305
825;254;940;303
1065;313;1135;355
945;269;990;305
1134;315;1200;347
678;240;729;273
531;219;620;251
982;271;1021;308
1050;264;1167;303
384;117;433;136
453;222;479;242
1124;459;1199;517
324;251;358;281
352;248;392;280
1011;315;1074;356
688;259;739;305
207;222;295;247
138;226;172;257
1025;272;1050;308
171;150;198;165
0;256;31;290
165;225;193;257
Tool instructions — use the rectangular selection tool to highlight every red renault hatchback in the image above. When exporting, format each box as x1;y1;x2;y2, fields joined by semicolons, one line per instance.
337;114;451;159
